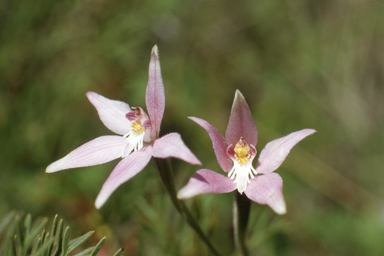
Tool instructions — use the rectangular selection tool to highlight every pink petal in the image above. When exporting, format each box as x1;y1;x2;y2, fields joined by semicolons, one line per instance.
152;133;201;165
87;92;131;135
255;129;316;174
95;146;153;208
46;136;127;173
189;117;232;172
244;173;286;214
225;90;258;147
145;45;165;136
177;169;236;199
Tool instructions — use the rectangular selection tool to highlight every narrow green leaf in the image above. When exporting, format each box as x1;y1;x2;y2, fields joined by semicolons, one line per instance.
67;231;94;254
24;217;49;253
24;213;32;235
112;248;124;256
14;216;23;254
10;235;17;256
47;215;59;256
60;226;70;256
72;247;94;256
51;215;59;236
31;237;55;256
89;236;106;256
52;219;64;256
31;236;42;255
45;232;53;256
41;232;50;256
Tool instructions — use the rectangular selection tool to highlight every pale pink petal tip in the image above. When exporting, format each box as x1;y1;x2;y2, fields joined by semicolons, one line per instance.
152;45;159;57
270;195;287;215
46;161;61;173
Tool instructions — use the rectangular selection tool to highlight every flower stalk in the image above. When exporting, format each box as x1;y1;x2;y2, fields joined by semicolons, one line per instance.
233;191;251;256
153;157;222;256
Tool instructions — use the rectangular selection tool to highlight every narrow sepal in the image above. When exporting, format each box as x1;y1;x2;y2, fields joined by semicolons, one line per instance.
94;146;153;208
87;92;131;135
177;169;236;199
152;132;201;165
146;45;165;136
46;136;127;173
189;117;232;172
244;173;286;214
226;90;258;147
255;129;316;174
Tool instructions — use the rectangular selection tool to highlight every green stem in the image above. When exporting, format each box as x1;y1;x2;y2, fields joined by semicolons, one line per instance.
153;158;222;256
233;191;251;256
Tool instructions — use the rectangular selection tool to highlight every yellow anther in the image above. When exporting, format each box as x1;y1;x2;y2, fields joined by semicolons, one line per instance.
132;121;145;133
234;143;250;165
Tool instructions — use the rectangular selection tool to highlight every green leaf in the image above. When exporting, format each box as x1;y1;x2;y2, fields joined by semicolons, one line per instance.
24;217;49;253
60;226;70;256
31;237;55;256
112;248;124;256
52;219;64;256
67;231;94;255
89;236;106;256
13;216;23;254
51;215;59;236
0;213;120;256
24;214;32;236
31;236;42;255
10;235;17;256
72;247;94;256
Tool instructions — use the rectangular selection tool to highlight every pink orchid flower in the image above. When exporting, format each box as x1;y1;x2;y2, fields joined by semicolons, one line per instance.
46;46;201;208
178;90;316;214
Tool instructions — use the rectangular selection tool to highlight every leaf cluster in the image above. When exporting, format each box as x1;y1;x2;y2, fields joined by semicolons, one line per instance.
0;212;123;256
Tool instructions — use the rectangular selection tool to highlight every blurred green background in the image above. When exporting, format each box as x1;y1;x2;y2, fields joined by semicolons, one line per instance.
1;0;384;255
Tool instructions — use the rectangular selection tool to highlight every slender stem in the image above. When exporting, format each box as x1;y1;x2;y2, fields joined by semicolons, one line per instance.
153;158;222;256
233;191;251;256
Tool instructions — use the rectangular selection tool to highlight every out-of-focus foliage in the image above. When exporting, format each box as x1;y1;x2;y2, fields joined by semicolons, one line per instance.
1;0;384;255
0;212;123;256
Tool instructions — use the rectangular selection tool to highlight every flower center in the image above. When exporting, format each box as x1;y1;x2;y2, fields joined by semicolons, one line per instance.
131;121;145;133
234;143;251;164
122;115;147;157
227;137;257;194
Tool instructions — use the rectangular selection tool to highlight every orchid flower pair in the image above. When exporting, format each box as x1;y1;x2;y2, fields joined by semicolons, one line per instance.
46;45;315;215
178;91;316;214
46;46;200;209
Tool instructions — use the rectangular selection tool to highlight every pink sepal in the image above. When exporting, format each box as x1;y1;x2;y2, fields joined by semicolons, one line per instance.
177;169;236;199
255;129;316;174
152;133;201;165
244;173;286;214
189;117;232;172
86;92;131;135
225;90;258;147
145;45;165;136
94;146;153;208
46;135;126;173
